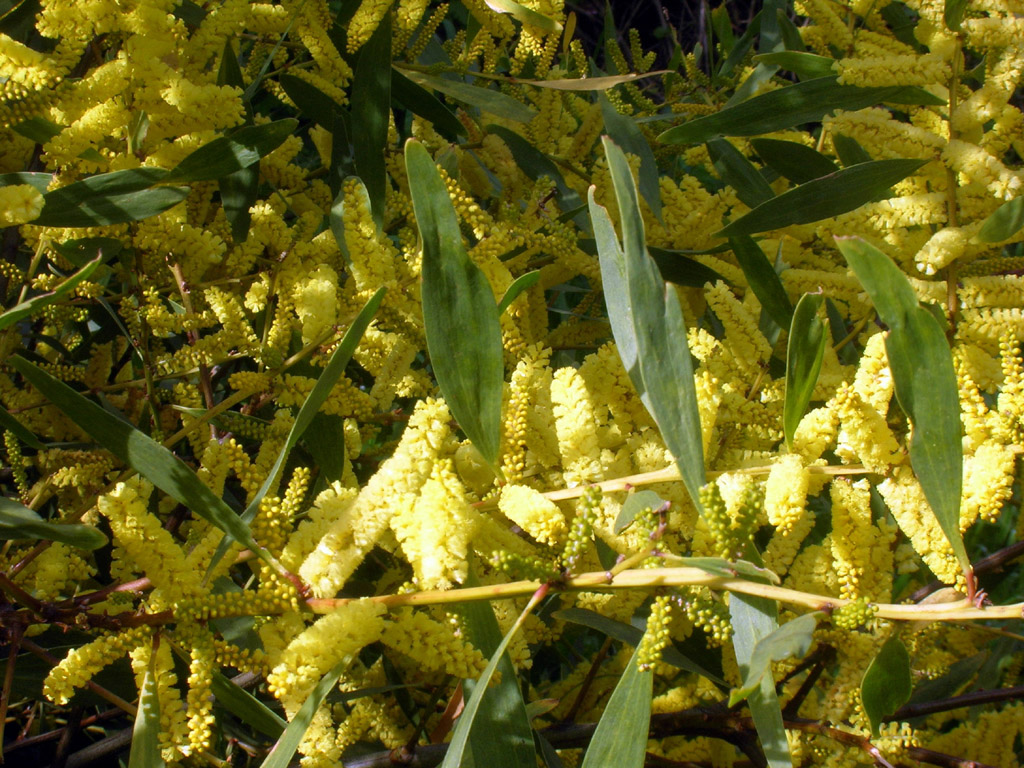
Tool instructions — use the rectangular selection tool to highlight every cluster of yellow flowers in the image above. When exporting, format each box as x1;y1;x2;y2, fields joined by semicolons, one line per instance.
2;0;1024;765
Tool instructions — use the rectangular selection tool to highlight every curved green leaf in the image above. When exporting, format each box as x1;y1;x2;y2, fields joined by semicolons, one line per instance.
580;643;652;768
836;237;968;572
729;235;792;329
0;171;51;193
591;137;705;515
498;270;541;315
784;294;827;450
752;51;836;80
406;139;504;468
34;168;189;228
730;611;822;705
211;672;286;740
648;247;726;287
0;497;107;550
861;637;912;737
485;0;562;32
0;404;44;450
279;74;343;130
259;655;351;768
600;93;663;221
353;13;391;229
0;254;103;331
400;69;537;123
219;164;259;243
515;71;669;91
614;489;667;534
832;134;873;167
750;138;839;183
658;77;944;145
9;356;274;565
976;196;1024;243
165;119;298;183
716;159;927;238
52;236;122;267
707;138;775;208
945;0;968;31
392;69;466;142
128;659;165;768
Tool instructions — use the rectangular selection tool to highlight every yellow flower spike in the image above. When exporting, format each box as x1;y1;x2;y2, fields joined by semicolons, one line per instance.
0;184;44;226
637;593;675;671
185;628;216;754
961;441;1016;528
551;365;604;487
44;626;152;706
830;478;896;602
764;454;810;534
834;385;903;474
836;53;950;88
128;639;192;763
381;608;488;678
499;483;568;547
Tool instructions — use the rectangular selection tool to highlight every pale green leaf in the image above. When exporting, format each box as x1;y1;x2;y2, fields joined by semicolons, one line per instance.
614;490;667;534
784;294;827;449
497;271;541;316
485;0;562;32
580;644;652;768
861;637;912;737
128;661;165;768
0;497;107;550
975;196;1024;243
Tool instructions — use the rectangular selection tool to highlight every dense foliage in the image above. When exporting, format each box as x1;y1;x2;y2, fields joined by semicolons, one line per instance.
1;0;1023;766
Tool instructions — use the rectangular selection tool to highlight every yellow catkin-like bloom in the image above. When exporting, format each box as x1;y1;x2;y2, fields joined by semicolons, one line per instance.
293;263;338;343
961;441;1016;527
836;54;950;87
347;0;393;52
44;626;152;705
551;365;604;486
852;332;894;413
185;629;216;754
267;599;386;709
97;480;201;606
638;594;674;671
878;467;962;587
830;478;896;602
499;483;567;547
834;386;903;474
764;454;810;533
381;609;487;678
128;638;192;762
0;183;44;226
704;281;772;375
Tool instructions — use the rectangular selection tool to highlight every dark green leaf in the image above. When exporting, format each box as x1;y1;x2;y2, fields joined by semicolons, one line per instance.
591;138;706;515
750;138;839;183
730;612;821;705
34;168;189;228
0;404;44;450
861;637;912;737
219;164;259;243
211;672;286;740
0;171;51;193
752;51;836;79
580;644;652;768
716;159;927;237
555;607;726;684
302;413;346;484
407;139;504;468
600;93;663;221
279;74;343;130
648;247;726;287
128;660;165;768
259;656;351;768
11;116;63;144
728;595;791;768
51;236;122;267
400;69;537;123
944;0;968;30
776;10;806;52
658;77;944;145
716;8;757;78
165;119;298;183
484;0;562;32
832;134;873;167
836;237;968;572
9;356;274;565
353;14;392;229
497;271;541;316
707;139;775;208
172;0;206;25
729;236;793;329
217;38;252;124
0;254;103;331
0;0;41;39
976;196;1024;243
784;294;827;449
458;574;535;768
392;69;467;142
0;498;107;550
614;490;667;534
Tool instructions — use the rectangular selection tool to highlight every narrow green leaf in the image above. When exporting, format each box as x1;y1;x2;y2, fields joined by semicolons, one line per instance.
600;93;663;221
0;404;44;450
392;68;466;142
51;236;122;267
580;644;652;768
707;138;775;208
659;555;781;584
400;69;537;124
34;168;189;228
441;594;538;768
128;660;165;768
728;236;793;329
352;13;392;229
784;294;827;450
0;254;103;331
259;655;351;768
487;125;584;224
219;164;259;243
730;611;821;705
513;71;669;91
614;490;667;534
407;139;504;467
165;119;298;183
716;159;927;238
752;51;836;80
976;196;1024;243
832;134;873;167
0;498;107;550
648;247;725;287
944;0;968;30
279;74;344;130
658;77;944;145
211;672;286;740
9;356;273;564
459;575;535;768
484;0;562;32
728;594;791;768
497;271;541;316
836;237;968;572
0;171;51;193
554;607;727;685
11;115;63;144
861;637;912;737
591;138;706;515
750;138;839;184
207;288;385;576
